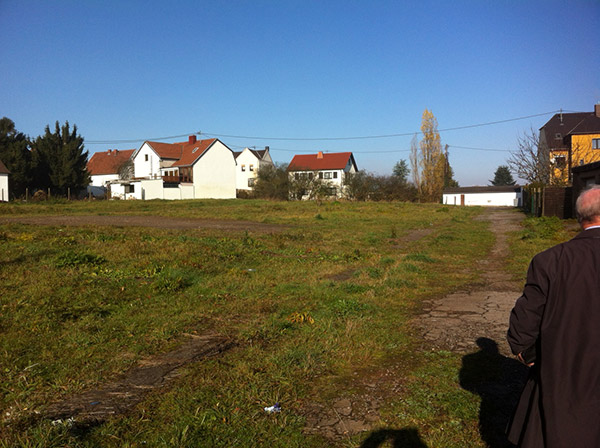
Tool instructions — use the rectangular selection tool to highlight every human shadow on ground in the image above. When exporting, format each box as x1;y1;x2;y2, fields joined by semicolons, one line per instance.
360;427;428;448
459;337;528;448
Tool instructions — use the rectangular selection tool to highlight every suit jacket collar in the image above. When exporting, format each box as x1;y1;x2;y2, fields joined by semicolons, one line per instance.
574;227;600;240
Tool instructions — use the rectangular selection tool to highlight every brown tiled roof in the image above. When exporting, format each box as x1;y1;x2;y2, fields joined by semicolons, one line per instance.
541;110;600;151
0;159;10;174
171;138;218;167
288;152;356;171
567;113;600;135
87;149;134;175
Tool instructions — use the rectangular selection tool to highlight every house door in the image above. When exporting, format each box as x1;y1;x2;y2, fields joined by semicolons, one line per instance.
460;194;465;206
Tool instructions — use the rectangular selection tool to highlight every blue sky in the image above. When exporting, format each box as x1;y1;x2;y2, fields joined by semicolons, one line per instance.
1;1;598;186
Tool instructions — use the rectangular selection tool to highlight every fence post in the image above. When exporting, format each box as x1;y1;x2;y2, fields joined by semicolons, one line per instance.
25;188;29;202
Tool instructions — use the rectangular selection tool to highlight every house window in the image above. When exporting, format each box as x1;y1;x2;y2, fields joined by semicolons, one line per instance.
125;185;135;193
333;172;338;179
249;164;254;171
324;172;332;179
554;156;566;169
555;133;562;140
593;138;600;149
145;154;149;162
248;178;255;187
241;165;246;172
318;172;323;179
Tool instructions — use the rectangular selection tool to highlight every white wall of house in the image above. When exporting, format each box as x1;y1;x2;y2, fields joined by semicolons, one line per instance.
133;143;163;179
236;150;259;190
235;149;273;190
0;174;8;202
193;141;236;198
109;181;140;200
90;173;119;187
443;192;521;207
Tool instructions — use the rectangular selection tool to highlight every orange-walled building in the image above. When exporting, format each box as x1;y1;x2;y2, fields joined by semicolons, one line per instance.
540;104;600;184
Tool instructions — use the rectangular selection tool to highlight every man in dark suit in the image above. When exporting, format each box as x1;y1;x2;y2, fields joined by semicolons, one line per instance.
507;185;600;448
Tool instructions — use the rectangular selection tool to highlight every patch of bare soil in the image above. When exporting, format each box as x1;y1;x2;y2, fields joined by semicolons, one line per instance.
302;208;526;444
45;333;234;424
0;215;285;233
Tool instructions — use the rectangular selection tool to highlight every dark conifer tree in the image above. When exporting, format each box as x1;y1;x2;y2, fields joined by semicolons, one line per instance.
33;121;89;194
490;165;516;186
0;117;33;197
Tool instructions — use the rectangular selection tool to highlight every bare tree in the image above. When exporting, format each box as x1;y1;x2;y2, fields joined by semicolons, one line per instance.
118;159;134;180
508;128;552;185
409;133;421;197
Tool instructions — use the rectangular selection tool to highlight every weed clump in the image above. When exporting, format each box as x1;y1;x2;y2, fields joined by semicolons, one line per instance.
54;251;106;268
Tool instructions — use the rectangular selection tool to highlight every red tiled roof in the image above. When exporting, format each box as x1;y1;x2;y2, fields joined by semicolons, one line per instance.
288;152;355;171
171;138;218;167
87;149;134;175
145;141;185;159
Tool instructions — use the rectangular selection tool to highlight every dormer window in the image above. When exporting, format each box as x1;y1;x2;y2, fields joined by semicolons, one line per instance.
555;133;562;139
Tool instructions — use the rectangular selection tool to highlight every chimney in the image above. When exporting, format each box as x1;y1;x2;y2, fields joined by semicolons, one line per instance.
595;103;600;118
317;151;323;159
114;149;118;155
264;146;269;151
189;135;197;144
108;149;112;155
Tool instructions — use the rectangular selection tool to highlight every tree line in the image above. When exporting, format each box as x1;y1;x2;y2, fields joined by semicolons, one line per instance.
252;109;459;202
0;117;89;199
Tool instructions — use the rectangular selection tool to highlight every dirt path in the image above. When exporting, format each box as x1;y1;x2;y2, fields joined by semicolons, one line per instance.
0;215;285;233
303;207;525;444
45;333;234;424
417;208;523;356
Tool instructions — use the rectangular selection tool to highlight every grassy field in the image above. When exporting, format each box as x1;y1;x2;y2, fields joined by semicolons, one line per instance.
0;199;572;447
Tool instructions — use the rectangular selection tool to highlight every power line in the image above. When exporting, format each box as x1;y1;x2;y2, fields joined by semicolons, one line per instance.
85;110;559;145
200;111;558;141
86;133;193;144
447;145;511;153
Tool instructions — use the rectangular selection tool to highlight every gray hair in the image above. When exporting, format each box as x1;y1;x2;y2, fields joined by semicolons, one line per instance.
576;185;600;224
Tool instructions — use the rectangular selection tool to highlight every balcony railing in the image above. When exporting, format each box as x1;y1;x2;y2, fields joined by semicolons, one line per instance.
162;174;192;183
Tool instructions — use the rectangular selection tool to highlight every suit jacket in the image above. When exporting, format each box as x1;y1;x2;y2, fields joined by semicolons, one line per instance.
507;227;600;447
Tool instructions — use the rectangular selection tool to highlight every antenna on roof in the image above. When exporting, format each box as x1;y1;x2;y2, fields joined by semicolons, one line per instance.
560;108;563;124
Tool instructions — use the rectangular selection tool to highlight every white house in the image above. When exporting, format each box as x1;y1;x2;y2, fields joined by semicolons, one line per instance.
0;159;9;202
87;149;134;197
443;186;522;207
121;136;236;200
234;147;273;191
287;151;358;199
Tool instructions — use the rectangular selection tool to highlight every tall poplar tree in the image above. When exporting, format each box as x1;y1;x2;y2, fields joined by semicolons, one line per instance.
33;121;89;194
419;109;444;202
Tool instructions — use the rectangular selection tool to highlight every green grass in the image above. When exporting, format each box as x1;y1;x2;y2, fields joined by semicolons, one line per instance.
506;215;579;281
0;200;500;446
